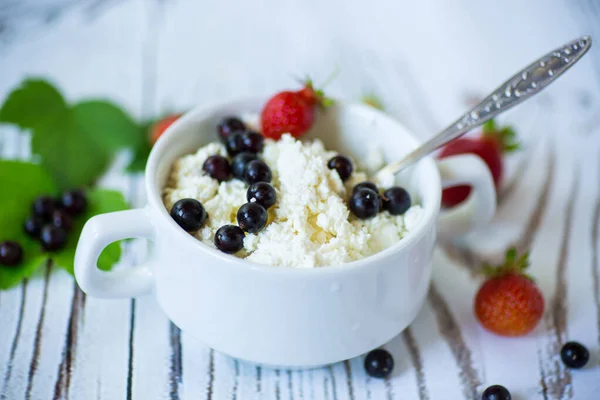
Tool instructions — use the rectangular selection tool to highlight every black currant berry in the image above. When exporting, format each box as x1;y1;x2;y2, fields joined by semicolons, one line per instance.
247;182;277;209
231;152;259;180
327;155;353;181
237;203;268;233
60;189;87;216
382;187;411;215
40;225;68;251
214;225;245;254
560;341;589;369
481;385;511;400
24;215;44;238
32;196;57;220
0;241;23;266
217;116;245;142
203;155;231;182
170;199;208;232
353;181;378;194
364;349;394;378
349;188;380;219
244;160;272;185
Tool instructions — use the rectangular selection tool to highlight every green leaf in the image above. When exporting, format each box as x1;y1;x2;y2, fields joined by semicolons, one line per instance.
505;247;517;262
0;79;67;130
125;121;153;173
31;112;110;190
72;100;141;152
483;118;497;133
0;161;58;241
52;188;129;274
1;78;142;190
0;255;48;290
0;161;57;289
126;138;152;172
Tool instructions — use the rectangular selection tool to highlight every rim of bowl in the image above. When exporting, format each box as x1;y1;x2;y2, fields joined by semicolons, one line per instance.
145;99;441;277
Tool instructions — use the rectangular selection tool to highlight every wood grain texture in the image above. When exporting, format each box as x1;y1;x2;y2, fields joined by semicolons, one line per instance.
1;0;600;399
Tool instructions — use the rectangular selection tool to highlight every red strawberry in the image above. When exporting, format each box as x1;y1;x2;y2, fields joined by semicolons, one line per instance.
438;119;519;207
261;80;333;140
474;248;544;337
149;113;182;145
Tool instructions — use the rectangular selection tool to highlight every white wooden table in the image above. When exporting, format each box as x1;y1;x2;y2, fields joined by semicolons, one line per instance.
1;1;600;399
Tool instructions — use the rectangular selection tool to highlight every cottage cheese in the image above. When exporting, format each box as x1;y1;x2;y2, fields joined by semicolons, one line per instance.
163;134;422;267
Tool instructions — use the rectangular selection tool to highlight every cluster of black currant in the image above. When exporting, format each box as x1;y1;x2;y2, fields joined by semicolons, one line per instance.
0;190;87;267
169;116;277;254
326;155;412;218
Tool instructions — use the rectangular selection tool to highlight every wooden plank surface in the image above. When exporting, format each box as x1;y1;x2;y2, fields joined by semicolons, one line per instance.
1;0;600;399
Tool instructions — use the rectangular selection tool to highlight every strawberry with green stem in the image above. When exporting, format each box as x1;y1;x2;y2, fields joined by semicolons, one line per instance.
438;119;520;207
261;76;335;140
474;248;544;337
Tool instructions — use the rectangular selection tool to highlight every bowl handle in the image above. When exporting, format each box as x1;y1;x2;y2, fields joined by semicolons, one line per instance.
74;207;156;298
435;154;496;235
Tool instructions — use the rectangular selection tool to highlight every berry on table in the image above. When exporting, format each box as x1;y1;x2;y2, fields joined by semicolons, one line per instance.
244;160;272;185
353;181;378;194
481;385;511;400
349;188;380;219
150;114;182;145
474;248;544;337
170;198;208;232
237;203;268;233
24;215;44;238
439;119;519;207
560;341;589;369
217;116;245;142
382;187;411;215
52;210;73;232
0;241;23;266
247;182;277;209
231;152;259;180
261;79;333;140
214;225;245;254
33;196;57;220
327;155;353;182
240;130;265;153
225;132;246;156
60;189;87;216
364;349;394;378
40;225;68;251
203;155;231;182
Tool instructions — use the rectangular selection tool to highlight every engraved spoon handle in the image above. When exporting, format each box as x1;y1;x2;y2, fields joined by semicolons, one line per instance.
375;35;592;181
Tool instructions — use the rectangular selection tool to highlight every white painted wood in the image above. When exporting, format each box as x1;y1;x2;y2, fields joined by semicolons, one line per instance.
1;0;600;399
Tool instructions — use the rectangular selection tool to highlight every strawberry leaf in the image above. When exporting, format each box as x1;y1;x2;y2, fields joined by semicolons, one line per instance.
0;161;57;289
0;255;48;290
126;139;152;172
0;79;67;130
505;247;517;262
0;78;142;190
483;119;497;133
31;111;110;190
483;248;531;278
72;100;141;152
52;188;129;274
126;121;153;173
482;119;520;154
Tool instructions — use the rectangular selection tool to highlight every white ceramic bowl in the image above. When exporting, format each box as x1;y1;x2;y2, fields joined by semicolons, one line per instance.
74;99;496;368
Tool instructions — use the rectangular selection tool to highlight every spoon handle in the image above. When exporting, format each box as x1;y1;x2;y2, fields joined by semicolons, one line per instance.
375;35;592;181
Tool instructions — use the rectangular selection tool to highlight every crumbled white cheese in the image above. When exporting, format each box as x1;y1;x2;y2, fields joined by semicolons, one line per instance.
163;134;422;267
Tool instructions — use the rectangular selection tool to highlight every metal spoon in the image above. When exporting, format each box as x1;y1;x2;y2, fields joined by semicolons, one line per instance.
374;35;592;183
